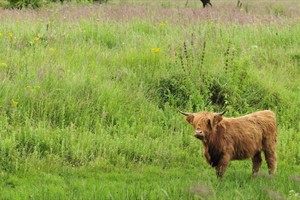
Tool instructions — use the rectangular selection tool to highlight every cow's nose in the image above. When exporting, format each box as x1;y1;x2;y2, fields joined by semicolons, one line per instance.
194;130;204;140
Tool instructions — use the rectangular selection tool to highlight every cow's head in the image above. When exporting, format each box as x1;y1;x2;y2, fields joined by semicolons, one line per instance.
180;110;226;140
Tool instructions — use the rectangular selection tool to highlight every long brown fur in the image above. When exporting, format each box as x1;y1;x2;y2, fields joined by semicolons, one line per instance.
182;110;277;178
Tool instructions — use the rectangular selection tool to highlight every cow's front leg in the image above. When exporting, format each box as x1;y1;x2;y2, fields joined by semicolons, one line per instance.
216;154;230;178
252;151;262;177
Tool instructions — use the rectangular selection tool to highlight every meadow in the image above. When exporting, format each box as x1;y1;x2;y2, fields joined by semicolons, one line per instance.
0;0;299;199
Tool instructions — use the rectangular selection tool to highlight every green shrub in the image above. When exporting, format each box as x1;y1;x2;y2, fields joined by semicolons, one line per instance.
156;74;193;109
2;0;110;9
75;0;109;3
5;0;42;8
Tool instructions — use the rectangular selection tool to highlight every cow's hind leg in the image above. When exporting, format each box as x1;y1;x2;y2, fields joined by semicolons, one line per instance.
252;152;262;176
263;135;277;175
264;149;277;175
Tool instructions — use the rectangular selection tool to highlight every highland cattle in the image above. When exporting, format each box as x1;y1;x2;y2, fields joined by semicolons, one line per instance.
180;110;277;178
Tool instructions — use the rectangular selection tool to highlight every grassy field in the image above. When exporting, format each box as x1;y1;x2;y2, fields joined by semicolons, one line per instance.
0;0;300;199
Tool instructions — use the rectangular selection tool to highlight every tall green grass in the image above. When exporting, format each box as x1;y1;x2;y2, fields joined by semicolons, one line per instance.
0;2;299;199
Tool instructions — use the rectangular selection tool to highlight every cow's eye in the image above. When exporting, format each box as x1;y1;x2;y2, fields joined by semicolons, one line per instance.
207;120;211;126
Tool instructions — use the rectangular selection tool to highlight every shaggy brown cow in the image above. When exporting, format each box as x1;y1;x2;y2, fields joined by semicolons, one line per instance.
180;110;277;178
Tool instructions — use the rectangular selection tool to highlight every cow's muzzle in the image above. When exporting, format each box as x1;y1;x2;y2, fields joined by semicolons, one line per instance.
194;130;204;140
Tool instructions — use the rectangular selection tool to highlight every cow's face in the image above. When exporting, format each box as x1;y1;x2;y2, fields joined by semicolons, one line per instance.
181;111;225;140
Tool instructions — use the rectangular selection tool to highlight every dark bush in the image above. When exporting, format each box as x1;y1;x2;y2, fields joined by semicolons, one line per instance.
2;0;110;9
5;0;42;9
156;74;193;109
207;79;227;107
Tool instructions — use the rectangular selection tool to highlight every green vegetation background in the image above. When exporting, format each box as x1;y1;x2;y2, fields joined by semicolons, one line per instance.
0;0;299;199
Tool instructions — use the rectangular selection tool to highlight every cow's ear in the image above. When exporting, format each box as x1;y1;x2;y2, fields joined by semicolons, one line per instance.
213;114;223;126
186;115;195;124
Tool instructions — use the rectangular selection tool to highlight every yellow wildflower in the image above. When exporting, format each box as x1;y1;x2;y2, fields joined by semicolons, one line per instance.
49;48;55;52
35;85;41;89
33;37;39;41
159;22;166;27
151;47;160;53
0;32;2;37
26;86;35;92
0;63;7;67
11;99;18;108
9;33;13;38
